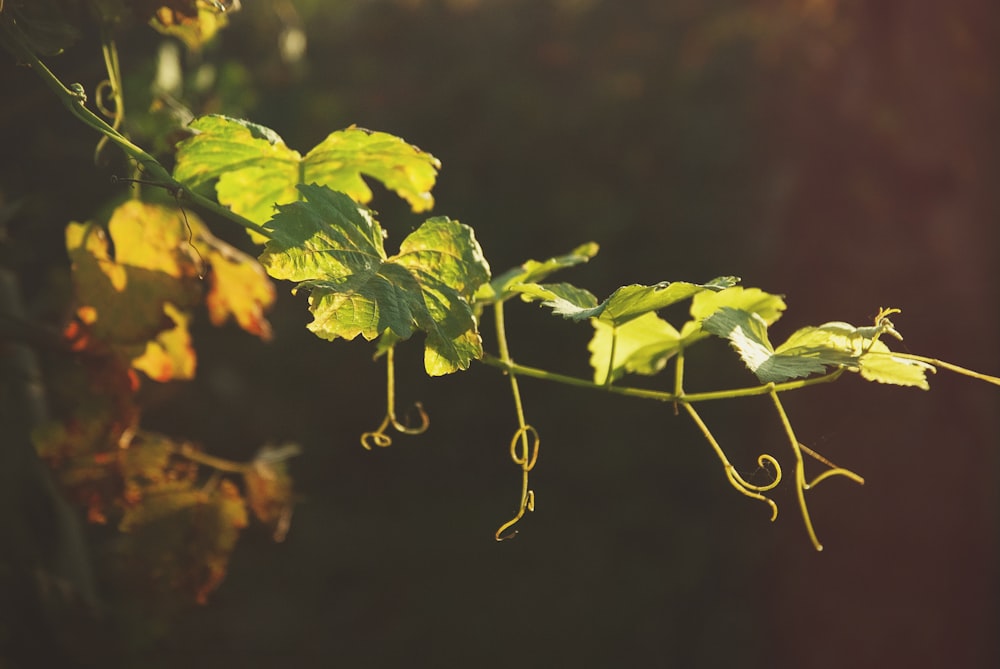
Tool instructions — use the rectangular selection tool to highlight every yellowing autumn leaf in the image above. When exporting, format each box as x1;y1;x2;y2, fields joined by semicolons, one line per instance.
66;200;275;381
193;227;276;340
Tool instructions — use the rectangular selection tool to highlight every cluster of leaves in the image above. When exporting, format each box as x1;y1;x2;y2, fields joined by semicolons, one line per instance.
31;194;296;602
166;113;966;550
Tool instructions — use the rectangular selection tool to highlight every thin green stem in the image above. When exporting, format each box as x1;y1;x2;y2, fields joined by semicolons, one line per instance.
604;326;618;386
479;353;845;404
673;347;686;397
769;386;869;550
892;353;1000;387
681;402;780;519
361;347;429;449
0;22;271;239
493;301;538;541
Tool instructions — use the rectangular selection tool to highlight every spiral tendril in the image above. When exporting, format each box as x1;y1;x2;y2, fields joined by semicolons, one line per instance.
495;425;540;541
360;347;429;450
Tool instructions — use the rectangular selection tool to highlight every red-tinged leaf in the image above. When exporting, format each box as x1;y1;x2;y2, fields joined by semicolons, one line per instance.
116;478;248;604
66;220;193;353
194;227;276;340
131;303;197;381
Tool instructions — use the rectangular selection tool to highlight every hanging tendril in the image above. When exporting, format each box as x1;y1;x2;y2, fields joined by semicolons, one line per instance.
94;31;124;164
768;387;863;551
493;300;540;540
495;425;540;541
681;401;781;521
360;346;429;449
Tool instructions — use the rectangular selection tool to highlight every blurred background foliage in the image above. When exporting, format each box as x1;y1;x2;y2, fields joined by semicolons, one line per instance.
1;0;998;667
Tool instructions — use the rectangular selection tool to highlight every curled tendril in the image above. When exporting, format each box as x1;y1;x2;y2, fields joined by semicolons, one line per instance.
95;79;118;118
495;425;540;541
681;402;781;521
360;403;430;450
768;388;864;551
730;453;782;493
360;347;429;450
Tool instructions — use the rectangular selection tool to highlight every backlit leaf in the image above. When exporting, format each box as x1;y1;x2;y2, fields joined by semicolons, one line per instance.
476;242;599;303
526;277;739;323
510;282;600;317
703;308;842;382
259;185;490;375
584;285;784;384
589;312;681;385
131;303;196;381
703;307;934;387
66;219;196;354
193;224;276;340
594;277;740;326
174;115;441;239
858;352;934;389
67;200;274;380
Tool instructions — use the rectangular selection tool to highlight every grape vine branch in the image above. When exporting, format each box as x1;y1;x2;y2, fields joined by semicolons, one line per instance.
3;2;998;596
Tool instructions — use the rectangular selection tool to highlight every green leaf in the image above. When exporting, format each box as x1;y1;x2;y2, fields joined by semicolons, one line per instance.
541;277;738;324
857;352;935;389
703;308;845;383
174;115;441;239
677;286;787;348
595;277;739;326
476;242;599;303
582;284;785;384
703;307;935;388
509;282;600;317
588;312;681;384
259;185;490;376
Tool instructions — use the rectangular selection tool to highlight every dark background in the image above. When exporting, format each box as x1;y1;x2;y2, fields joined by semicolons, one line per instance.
2;1;998;667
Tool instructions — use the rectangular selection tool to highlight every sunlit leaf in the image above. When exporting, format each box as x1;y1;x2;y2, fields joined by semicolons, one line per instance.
702;307;844;383
510;282;599;317
526;277;739;323
259;185;490;375
703;306;935;387
131;302;196;381
66;220;195;353
858;352;934;389
66;201;274;379
582;285;785;384
476;242;599;303
193;224;276;340
594;277;740;326
174;115;441;240
588;312;681;384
